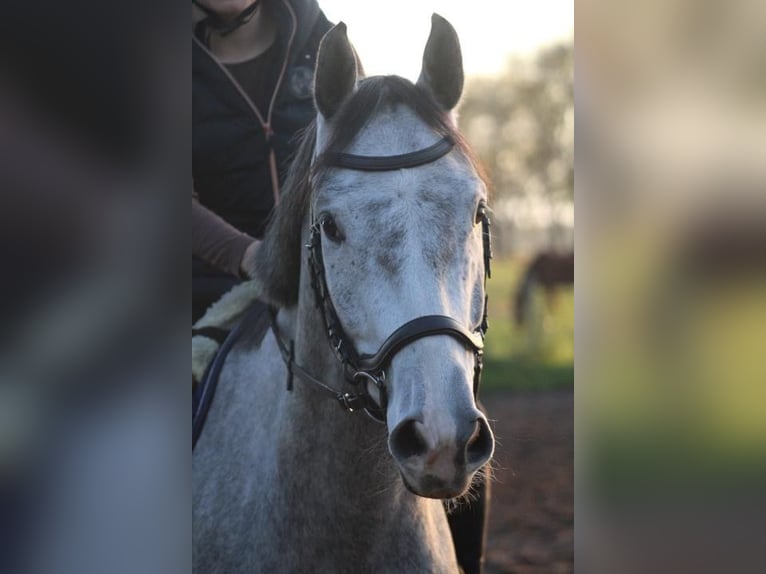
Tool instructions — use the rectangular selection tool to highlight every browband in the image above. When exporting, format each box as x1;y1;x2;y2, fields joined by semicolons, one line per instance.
322;136;454;172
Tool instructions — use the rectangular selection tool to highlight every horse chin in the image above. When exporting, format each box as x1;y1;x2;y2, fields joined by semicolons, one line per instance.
399;471;473;500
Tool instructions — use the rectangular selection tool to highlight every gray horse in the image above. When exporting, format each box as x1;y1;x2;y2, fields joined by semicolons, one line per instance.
193;15;495;573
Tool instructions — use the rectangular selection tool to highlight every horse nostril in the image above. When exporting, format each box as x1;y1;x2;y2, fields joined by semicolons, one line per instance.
465;417;494;466
466;420;482;449
390;419;429;459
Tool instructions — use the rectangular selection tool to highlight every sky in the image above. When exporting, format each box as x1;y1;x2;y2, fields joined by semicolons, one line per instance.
318;0;573;80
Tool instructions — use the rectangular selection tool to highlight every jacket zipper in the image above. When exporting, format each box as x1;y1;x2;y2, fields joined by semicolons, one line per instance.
193;0;298;205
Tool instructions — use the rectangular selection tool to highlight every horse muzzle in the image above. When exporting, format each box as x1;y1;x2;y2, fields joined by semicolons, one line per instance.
388;410;494;499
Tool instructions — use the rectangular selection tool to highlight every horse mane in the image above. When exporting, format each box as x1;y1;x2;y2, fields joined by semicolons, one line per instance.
253;75;488;307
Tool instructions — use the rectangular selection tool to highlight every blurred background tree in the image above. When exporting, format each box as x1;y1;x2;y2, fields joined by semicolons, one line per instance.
460;41;574;257
455;41;575;387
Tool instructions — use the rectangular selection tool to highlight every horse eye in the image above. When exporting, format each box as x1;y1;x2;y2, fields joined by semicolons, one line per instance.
320;214;344;243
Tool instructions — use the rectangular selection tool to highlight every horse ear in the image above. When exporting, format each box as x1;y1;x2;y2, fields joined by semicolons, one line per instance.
314;22;359;119
417;14;464;111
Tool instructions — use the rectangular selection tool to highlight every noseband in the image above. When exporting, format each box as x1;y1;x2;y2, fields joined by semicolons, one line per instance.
272;134;492;423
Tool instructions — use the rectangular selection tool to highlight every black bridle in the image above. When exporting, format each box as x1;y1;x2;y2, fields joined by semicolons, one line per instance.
272;135;492;423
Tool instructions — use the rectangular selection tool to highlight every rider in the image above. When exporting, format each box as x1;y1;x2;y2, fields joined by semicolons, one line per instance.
192;0;331;321
191;2;489;571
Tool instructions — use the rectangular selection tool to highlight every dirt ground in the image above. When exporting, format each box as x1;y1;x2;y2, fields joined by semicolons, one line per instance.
482;390;574;574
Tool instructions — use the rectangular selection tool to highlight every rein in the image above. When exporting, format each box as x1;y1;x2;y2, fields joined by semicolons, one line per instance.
272;135;492;424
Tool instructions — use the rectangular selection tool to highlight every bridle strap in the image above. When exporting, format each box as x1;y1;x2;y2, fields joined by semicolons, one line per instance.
356;315;484;372
322;136;454;171
270;310;383;418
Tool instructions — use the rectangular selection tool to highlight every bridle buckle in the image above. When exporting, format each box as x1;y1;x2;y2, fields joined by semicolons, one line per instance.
338;392;367;413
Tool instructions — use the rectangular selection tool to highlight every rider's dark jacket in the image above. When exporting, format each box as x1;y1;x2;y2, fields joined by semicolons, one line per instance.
193;0;331;242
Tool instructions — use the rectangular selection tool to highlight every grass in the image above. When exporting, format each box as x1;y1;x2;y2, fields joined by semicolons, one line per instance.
481;257;574;392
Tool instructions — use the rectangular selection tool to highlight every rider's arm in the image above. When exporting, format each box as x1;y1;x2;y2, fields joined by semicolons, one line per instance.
192;189;255;278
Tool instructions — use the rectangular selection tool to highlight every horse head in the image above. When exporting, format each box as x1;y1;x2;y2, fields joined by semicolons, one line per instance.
255;15;494;499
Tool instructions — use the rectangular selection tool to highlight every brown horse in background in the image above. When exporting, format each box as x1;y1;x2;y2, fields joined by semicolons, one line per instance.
514;251;574;326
